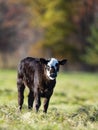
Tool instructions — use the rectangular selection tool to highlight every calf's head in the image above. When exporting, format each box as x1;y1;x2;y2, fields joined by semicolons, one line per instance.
40;58;67;80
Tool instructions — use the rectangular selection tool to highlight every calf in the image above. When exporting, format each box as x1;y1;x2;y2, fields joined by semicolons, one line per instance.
17;57;67;113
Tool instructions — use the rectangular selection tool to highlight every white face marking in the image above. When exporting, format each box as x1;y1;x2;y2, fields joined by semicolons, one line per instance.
47;58;59;69
46;70;55;80
46;58;59;80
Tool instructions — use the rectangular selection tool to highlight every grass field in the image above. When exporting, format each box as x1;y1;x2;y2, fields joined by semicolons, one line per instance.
0;69;98;130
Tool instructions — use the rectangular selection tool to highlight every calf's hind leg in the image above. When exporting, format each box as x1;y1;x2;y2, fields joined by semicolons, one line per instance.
17;76;25;110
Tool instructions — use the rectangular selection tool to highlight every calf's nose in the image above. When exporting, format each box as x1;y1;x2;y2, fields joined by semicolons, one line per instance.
50;72;57;78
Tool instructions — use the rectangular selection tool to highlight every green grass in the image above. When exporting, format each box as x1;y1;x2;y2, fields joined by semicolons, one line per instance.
0;70;98;130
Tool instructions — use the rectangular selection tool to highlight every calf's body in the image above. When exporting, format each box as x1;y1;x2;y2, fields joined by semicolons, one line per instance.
17;57;67;113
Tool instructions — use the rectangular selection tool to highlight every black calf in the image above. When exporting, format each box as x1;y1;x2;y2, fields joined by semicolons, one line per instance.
17;57;67;113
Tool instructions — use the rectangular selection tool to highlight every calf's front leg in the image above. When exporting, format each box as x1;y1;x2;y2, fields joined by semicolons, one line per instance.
43;97;50;113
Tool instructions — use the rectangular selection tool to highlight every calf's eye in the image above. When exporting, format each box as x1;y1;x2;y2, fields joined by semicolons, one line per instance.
55;63;59;71
46;65;50;70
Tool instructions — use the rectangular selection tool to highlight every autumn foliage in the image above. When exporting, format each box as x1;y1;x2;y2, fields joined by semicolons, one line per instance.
0;0;98;70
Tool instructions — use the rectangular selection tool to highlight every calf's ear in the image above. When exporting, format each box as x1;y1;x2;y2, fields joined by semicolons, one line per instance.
40;58;49;64
59;59;67;65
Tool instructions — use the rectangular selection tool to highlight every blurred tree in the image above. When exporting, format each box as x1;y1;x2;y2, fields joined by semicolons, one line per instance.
83;25;98;67
0;1;30;53
0;0;33;67
23;0;96;61
41;0;75;58
22;0;76;58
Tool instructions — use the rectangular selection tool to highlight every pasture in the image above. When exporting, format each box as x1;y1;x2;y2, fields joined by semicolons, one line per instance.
0;69;98;130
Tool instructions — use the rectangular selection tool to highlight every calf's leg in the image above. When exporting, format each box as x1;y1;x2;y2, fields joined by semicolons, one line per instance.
43;97;50;113
28;90;34;109
33;73;41;112
17;77;25;110
34;93;41;112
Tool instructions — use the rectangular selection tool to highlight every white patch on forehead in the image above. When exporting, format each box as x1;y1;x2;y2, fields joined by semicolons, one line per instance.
47;58;58;67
